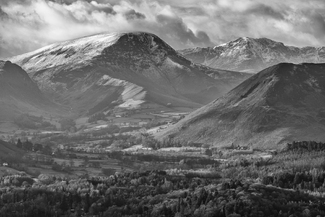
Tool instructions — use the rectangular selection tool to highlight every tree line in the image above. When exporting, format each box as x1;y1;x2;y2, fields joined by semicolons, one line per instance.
286;141;325;151
0;170;325;216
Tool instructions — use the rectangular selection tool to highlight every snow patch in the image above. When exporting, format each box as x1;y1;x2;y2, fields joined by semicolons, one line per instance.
11;33;122;71
215;43;227;48
97;75;147;109
305;76;321;92
97;75;128;87
121;84;146;101
118;99;145;109
165;57;184;69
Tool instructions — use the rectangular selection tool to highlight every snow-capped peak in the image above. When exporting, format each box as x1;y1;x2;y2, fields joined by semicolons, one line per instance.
10;33;124;70
182;36;325;73
10;32;172;73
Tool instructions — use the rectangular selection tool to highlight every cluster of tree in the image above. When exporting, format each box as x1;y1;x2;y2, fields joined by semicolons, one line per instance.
142;136;213;158
31;125;141;149
101;168;116;176
39;134;89;145
108;151;219;166
287;141;325;151
16;139;52;155
224;157;274;168
13;114;56;130
0;175;34;187
51;162;72;173
0;171;325;216
144;120;169;129
58;135;140;153
88;113;107;123
59;118;76;132
142;134;184;150
262;168;325;191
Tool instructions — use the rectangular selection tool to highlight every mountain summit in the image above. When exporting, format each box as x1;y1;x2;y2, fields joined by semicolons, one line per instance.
180;37;325;73
11;32;249;115
158;63;325;149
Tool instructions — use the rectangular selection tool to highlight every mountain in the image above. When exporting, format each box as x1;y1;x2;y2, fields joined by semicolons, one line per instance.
180;37;325;73
158;63;325;149
0;60;53;120
10;32;249;116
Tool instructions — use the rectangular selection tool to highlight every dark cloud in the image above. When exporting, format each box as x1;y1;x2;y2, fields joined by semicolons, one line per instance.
48;0;75;4
196;31;212;43
0;0;34;6
124;9;146;20
308;13;325;39
93;6;116;15
0;6;8;18
155;14;213;48
246;4;285;20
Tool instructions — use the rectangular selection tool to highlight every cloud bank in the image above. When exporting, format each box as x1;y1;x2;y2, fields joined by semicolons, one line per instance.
1;0;325;58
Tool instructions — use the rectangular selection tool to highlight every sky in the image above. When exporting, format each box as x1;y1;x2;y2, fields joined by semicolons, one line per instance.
1;0;325;58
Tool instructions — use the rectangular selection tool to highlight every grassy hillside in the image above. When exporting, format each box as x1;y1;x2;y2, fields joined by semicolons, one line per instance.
158;63;325;149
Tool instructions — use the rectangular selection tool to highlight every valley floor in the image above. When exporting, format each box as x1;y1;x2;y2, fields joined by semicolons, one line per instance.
1;139;325;216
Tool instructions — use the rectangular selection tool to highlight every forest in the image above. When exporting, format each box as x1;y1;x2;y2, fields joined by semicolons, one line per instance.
0;141;324;216
0;170;325;217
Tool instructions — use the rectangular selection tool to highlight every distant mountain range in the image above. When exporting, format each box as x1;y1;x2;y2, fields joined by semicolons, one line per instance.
158;63;325;149
180;37;325;73
10;32;249;116
0;60;53;120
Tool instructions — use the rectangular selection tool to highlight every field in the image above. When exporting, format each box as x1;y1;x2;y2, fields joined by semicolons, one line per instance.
0;166;23;177
34;152;129;178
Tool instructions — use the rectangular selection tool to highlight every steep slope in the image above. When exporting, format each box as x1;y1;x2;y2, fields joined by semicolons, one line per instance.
159;63;325;149
0;60;53;120
10;32;249;115
180;37;325;73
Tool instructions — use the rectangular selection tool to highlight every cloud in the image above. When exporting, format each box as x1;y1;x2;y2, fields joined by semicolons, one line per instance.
303;12;325;40
124;9;146;20
154;14;213;48
1;0;325;59
246;4;285;20
173;6;206;16
0;6;8;18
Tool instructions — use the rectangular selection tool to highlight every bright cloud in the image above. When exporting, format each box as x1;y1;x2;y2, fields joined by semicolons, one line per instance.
1;0;325;58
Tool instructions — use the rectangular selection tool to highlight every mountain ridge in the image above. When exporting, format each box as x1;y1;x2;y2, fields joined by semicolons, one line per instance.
158;62;325;149
180;37;325;73
10;32;250;116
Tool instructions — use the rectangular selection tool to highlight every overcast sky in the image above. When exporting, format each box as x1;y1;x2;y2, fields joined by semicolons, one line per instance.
1;0;325;58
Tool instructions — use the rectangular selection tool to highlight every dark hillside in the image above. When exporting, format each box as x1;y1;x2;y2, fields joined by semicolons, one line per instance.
159;63;325;149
